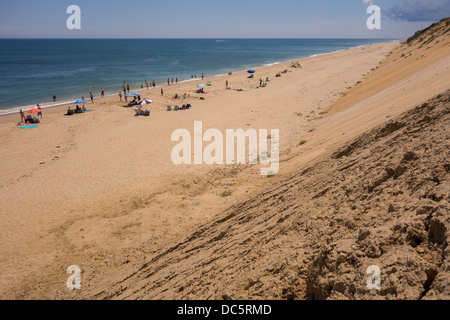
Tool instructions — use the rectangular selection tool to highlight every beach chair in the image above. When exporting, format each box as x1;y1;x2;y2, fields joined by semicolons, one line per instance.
135;109;140;116
174;105;179;111
167;105;172;111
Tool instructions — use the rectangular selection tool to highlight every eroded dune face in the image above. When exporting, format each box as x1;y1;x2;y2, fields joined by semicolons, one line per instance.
86;90;449;301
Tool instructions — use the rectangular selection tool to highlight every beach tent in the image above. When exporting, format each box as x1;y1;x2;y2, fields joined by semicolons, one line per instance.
290;61;302;68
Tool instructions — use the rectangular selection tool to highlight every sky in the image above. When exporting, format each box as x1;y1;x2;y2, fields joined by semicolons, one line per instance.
0;0;449;39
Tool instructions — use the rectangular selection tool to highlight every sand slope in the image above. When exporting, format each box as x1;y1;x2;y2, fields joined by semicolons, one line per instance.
83;89;450;301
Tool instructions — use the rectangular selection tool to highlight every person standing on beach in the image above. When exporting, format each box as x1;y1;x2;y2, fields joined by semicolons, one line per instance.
90;91;94;103
37;105;42;119
152;80;156;87
101;88;105;98
202;73;204;79
53;95;56;102
145;80;149;90
167;78;170;86
19;109;26;123
176;77;178;84
119;91;123;101
171;77;174;85
226;80;229;89
127;84;130;93
161;88;164;96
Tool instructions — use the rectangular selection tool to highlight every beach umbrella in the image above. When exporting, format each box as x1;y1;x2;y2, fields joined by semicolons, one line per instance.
247;70;255;74
196;84;207;88
74;99;87;104
132;92;141;96
139;99;152;106
125;94;135;97
27;108;40;114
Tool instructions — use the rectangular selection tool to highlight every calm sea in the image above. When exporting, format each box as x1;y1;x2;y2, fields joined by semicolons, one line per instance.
0;39;393;114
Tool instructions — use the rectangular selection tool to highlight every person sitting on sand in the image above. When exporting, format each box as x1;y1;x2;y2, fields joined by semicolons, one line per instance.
174;93;178;99
25;115;33;123
136;108;150;116
32;115;40;123
82;105;86;112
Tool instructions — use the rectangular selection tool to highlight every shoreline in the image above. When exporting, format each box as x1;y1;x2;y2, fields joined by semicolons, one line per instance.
0;40;398;118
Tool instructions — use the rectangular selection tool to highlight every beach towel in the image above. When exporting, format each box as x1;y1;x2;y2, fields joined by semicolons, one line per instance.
20;125;38;129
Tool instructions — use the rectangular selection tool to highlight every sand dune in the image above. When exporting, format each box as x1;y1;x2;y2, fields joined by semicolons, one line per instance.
0;19;449;299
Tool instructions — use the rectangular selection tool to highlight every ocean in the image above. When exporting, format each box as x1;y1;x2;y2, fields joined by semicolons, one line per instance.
0;38;393;115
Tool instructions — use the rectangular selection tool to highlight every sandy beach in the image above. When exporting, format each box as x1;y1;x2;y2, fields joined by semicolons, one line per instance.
0;19;449;299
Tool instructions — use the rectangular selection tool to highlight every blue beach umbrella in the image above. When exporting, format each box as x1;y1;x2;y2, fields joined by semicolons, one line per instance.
74;99;87;104
124;94;135;97
132;92;141;96
196;84;207;88
247;70;255;74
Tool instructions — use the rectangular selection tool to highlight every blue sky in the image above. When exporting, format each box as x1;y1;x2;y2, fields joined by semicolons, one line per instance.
0;0;448;38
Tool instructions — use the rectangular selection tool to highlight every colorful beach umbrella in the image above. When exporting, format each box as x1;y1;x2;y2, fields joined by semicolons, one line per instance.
247;70;255;74
74;99;87;104
27;108;41;114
